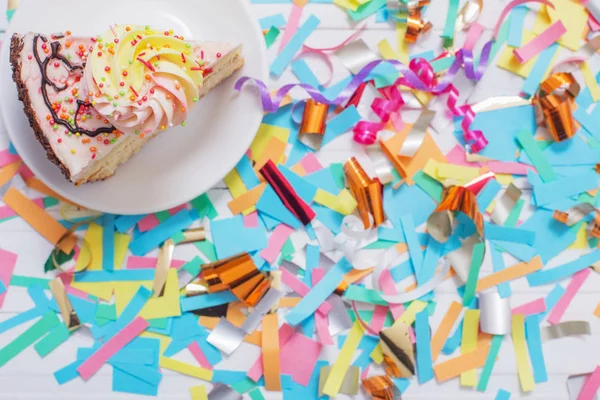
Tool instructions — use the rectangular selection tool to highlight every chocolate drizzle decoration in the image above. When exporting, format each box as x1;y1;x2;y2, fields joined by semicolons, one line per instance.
33;34;115;138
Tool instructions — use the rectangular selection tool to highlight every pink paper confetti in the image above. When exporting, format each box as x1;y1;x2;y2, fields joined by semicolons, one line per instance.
0;149;20;168
369;305;389;334
0;198;45;219
280;268;331;315
313;269;333;345
77;316;149;380
463;22;484;51
513;20;567;63
247;324;296;382
280;331;323;386
299;153;323;174
243;212;259;228
548;268;591;325
278;2;303;52
260;224;294;264
485;161;535;175
0;249;17;308
17;163;34;181
127;256;185;269
577;366;600;400
137;214;161;232
188;341;212;369
379;269;405;320
512;298;546;316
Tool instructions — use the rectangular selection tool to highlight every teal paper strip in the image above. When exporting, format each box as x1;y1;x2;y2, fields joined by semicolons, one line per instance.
34;323;71;357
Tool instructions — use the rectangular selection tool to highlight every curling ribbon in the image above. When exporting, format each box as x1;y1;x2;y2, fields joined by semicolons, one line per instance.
553;203;600;240
344;157;386;229
533;72;580;142
260;159;316;225
362;375;401;400
201;252;270;307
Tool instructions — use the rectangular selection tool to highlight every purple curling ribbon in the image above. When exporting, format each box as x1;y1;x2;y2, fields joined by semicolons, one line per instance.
235;42;495;152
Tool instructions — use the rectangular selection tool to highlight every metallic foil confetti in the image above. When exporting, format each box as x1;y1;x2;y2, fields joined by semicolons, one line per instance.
398;109;434;157
344;157;386;229
239;288;282;334
533;72;580;142
202;252;270;307
363;375;402;400
554;203;600;239
491;184;522;226
260;159;316;226
334;39;379;75
299;99;329;150
319;366;360;396
455;0;483;31
479;290;511;335
367;142;395;185
427;185;485;283
49;277;81;331
328;295;354;337
567;373;599;400
155;228;205;297
206;318;247;355
470;95;531;113
403;0;432;43
208;383;243;400
380;322;416;378
541;321;591;342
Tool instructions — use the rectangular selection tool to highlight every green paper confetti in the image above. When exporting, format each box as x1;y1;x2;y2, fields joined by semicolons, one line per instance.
264;26;280;49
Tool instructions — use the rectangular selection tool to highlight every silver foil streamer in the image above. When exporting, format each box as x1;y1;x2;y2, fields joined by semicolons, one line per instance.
328;295;353;337
479;291;511;335
206;318;246;355
208;384;243;400
334;39;379;75
446;235;480;284
398;109;435;157
206;289;282;354
366;143;395;185
240;288;283;334
177;268;196;290
470;96;531;113
318;366;360;396
558;203;597;226
541;320;591;342
491;184;522;226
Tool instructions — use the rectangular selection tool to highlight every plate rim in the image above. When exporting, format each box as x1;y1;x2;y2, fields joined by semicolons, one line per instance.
0;0;268;215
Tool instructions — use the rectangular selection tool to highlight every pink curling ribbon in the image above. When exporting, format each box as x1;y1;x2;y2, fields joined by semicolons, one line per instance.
235;0;552;150
353;85;405;145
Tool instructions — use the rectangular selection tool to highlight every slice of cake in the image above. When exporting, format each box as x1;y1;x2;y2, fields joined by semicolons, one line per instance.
10;25;244;185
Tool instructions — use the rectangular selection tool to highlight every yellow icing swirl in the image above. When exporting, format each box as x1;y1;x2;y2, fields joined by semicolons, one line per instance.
83;25;204;136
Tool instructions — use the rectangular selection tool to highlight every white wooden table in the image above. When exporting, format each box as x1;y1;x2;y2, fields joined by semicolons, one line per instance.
1;0;599;399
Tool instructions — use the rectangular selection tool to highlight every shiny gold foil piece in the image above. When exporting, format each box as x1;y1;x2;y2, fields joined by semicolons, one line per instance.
404;0;432;43
363;375;401;400
52;215;100;274
491;184;522;226
318;366;360;396
49;277;80;331
201;252;270;307
299;99;329;150
379;322;415;378
153;228;205;298
533;72;581;142
455;0;483;31
344;157;386;229
153;239;174;298
427;185;485;283
553;203;600;240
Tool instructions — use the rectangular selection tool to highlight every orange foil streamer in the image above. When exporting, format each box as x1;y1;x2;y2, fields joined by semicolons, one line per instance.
201;252;270;307
362;375;400;400
344;157;386;229
553;203;600;240
533;72;580;142
404;0;432;43
300;99;329;149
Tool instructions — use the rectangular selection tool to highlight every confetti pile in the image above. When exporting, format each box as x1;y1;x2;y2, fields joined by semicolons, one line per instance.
1;0;600;399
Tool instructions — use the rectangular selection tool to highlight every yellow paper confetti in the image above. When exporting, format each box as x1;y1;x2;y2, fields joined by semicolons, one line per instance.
512;314;535;392
313;188;358;215
159;356;213;381
224;169;247;198
322;320;364;396
581;62;600;102
533;0;587;51
190;385;208;400
460;309;480;387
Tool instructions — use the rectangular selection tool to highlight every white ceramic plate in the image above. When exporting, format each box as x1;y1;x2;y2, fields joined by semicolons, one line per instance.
0;0;267;214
